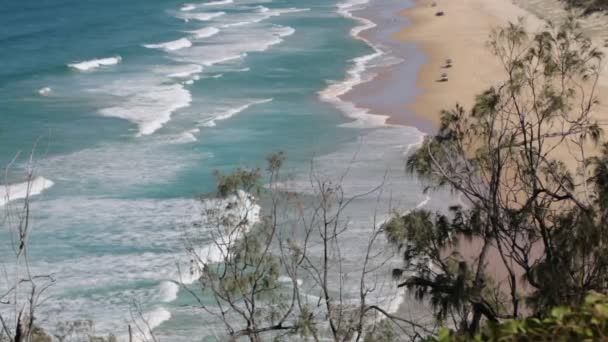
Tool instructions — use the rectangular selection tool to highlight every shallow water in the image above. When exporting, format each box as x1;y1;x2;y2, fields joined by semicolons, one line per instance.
0;0;433;338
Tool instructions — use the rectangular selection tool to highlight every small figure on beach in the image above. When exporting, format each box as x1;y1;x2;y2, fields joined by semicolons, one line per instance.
435;11;445;16
444;58;453;68
438;73;448;82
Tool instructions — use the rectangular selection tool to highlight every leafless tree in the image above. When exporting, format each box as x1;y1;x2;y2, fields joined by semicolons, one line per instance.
180;152;436;341
1;149;55;342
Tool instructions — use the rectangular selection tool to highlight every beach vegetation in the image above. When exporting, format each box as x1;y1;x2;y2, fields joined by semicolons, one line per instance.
386;16;607;337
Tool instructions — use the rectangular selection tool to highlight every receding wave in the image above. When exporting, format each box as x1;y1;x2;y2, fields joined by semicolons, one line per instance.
143;37;192;51
68;56;122;71
0;176;54;206
318;0;392;128
200;98;272;127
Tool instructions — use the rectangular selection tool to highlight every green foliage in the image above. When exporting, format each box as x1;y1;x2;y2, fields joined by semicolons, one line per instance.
563;0;608;14
426;292;608;341
388;17;608;337
213;167;262;198
363;320;398;342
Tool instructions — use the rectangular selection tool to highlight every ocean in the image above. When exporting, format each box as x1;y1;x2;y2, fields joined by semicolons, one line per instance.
0;0;431;339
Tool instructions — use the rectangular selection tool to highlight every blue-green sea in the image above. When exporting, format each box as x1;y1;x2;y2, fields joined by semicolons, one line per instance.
1;0;430;339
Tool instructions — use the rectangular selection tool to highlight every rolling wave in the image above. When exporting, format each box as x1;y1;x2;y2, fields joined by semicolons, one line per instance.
68;56;122;71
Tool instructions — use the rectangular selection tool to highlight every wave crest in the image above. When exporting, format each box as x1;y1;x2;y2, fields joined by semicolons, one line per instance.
0;176;54;206
68;56;122;71
144;37;192;51
200;98;272;127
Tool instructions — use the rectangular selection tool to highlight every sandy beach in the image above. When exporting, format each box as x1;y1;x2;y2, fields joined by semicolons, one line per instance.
396;0;608;130
396;0;540;126
345;0;608;324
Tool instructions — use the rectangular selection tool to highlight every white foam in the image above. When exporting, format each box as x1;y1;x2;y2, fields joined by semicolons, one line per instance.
316;0;396;128
174;24;295;68
203;0;233;6
192;190;261;265
180;3;196;11
131;307;171;342
68;56;122;71
199;98;272;127
178;11;226;21
167;64;204;78
171;128;200;143
144;37;192;51
220;7;309;28
190;26;220;38
97;82;192;136
158;281;179;302
38;87;52;96
278;276;303;287
0;176;54;206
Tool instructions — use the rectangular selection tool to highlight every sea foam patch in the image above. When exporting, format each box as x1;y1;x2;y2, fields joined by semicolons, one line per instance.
144;37;193;51
220;7;309;28
38;87;52;96
0;176;54;206
96;81;192;136
189;26;220;38
173;24;296;67
199;98;272;127
203;0;233;6
68;56;122;71
180;3;196;11
178;11;226;22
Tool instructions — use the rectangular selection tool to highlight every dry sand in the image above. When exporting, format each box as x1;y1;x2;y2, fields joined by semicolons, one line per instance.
396;0;608;128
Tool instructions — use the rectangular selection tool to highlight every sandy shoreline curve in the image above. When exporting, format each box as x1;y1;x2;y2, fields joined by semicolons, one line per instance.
396;0;544;127
346;0;608;324
396;0;608;129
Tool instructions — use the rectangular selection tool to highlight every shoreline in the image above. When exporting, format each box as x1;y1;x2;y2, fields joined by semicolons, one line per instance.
344;0;540;321
395;0;544;127
337;0;437;133
350;0;608;324
331;0;439;320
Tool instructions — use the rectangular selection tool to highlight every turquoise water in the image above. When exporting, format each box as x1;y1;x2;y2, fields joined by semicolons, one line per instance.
1;0;428;339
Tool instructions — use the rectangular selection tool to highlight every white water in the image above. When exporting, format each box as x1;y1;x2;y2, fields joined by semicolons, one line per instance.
199;98;272;127
68;56;122;71
319;0;405;129
0;176;54;206
178;11;226;22
180;3;196;11
189;26;220;38
38;87;52;96
96;81;192;136
144;38;193;51
193;190;261;264
203;0;233;6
